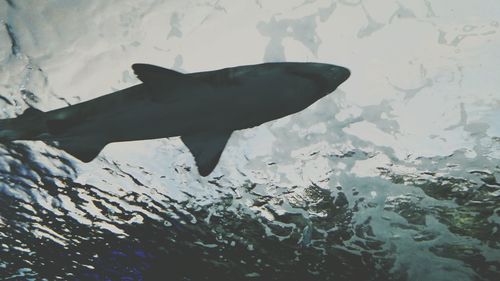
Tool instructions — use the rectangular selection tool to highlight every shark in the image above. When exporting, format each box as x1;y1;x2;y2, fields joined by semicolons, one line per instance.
0;62;350;176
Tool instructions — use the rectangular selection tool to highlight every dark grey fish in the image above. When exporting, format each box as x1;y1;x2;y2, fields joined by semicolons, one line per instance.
0;62;350;176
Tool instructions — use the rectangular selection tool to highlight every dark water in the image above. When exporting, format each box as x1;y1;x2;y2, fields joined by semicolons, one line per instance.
1;1;500;280
0;143;499;280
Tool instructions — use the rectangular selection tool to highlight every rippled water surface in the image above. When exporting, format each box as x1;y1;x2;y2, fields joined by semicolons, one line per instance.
1;0;499;280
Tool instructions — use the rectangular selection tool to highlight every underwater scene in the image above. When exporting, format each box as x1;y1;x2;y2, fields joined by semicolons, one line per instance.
0;0;499;280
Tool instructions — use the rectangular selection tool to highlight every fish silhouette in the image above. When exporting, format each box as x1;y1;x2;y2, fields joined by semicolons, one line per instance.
0;62;350;176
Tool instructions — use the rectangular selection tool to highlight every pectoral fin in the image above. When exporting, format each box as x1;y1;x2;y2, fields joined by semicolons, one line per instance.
53;138;107;162
181;131;232;176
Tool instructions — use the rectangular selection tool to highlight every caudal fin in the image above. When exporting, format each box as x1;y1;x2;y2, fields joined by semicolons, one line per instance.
0;119;20;141
0;107;47;141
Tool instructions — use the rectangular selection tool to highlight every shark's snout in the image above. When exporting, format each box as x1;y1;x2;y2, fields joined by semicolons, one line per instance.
332;66;351;84
318;64;350;94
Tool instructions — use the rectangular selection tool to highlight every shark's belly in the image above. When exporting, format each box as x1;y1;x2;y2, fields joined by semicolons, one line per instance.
191;91;292;132
47;84;298;142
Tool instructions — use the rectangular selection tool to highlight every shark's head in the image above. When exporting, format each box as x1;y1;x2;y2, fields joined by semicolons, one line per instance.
217;62;350;116
287;62;351;100
320;63;351;94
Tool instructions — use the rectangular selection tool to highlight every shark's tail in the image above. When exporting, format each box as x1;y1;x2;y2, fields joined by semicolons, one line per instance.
0;118;21;141
0;107;47;142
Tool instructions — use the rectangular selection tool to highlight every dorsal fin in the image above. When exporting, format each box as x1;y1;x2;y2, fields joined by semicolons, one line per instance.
132;64;185;84
181;131;232;176
131;64;208;100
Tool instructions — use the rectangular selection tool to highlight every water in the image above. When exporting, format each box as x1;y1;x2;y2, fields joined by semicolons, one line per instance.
1;0;499;280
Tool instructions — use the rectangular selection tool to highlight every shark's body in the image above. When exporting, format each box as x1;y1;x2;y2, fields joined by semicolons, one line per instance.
0;62;350;176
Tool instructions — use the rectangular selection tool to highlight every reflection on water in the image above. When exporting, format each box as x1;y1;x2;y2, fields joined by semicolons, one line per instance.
1;142;498;280
1;0;499;280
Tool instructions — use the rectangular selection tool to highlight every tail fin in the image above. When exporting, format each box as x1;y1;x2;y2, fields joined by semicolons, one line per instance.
0;119;20;141
0;107;46;141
